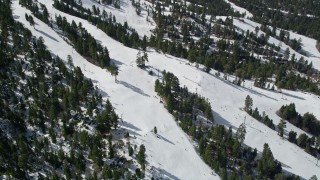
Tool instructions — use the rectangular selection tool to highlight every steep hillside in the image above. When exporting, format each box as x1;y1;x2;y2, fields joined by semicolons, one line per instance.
1;0;320;179
0;0;144;178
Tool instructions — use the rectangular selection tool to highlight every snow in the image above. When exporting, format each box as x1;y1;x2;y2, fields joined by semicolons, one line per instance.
12;0;320;178
80;0;155;37
224;0;253;19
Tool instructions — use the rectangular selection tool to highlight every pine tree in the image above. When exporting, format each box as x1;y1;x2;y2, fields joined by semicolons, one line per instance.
137;144;146;171
257;143;282;179
236;123;246;146
136;50;149;68
153;126;157;134
67;55;73;67
136;51;143;67
288;130;297;143
244;95;253;112
28;15;35;27
297;133;308;148
108;63;119;82
128;144;134;156
221;168;228;180
284;48;290;60
199;137;206;156
232;140;240;158
277;119;286;137
309;175;318;180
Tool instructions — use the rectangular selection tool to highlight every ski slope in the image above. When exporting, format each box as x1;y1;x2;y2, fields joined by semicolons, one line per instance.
13;0;320;178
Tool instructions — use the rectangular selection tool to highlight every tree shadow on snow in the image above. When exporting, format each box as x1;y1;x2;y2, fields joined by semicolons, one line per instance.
212;111;237;130
36;29;59;42
156;134;175;145
281;91;305;100
150;166;179;180
90;81;109;98
117;80;150;97
206;72;278;101
120;121;141;132
240;85;279;101
96;87;109;98
119;121;142;138
111;58;125;66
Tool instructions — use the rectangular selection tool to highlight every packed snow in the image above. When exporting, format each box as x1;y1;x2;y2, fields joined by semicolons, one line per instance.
12;0;320;178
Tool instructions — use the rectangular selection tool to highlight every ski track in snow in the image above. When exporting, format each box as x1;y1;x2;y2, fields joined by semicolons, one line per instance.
12;0;320;178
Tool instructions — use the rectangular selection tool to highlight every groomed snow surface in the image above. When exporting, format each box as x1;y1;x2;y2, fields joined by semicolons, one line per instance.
12;0;320;179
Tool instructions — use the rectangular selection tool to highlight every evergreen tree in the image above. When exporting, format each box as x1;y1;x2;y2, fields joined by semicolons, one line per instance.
257;143;282;179
244;95;253;112
128;144;134;156
137;144;146;171
297;133;308;148
288;130;297;143
310;175;318;180
28;15;35;27
136;50;148;68
277;119;286;137
154;126;157;134
236;123;246;146
108;63;119;82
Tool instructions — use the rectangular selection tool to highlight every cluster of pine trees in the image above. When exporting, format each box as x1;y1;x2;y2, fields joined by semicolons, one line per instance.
259;25;302;52
155;71;213;122
53;0;146;49
19;0;49;24
55;15;111;68
19;0;112;69
244;96;320;158
228;0;320;42
278;103;320;157
244;95;275;129
279;103;320;136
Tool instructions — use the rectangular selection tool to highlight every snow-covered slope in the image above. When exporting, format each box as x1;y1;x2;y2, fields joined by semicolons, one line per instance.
12;1;216;179
12;0;320;178
233;18;320;71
